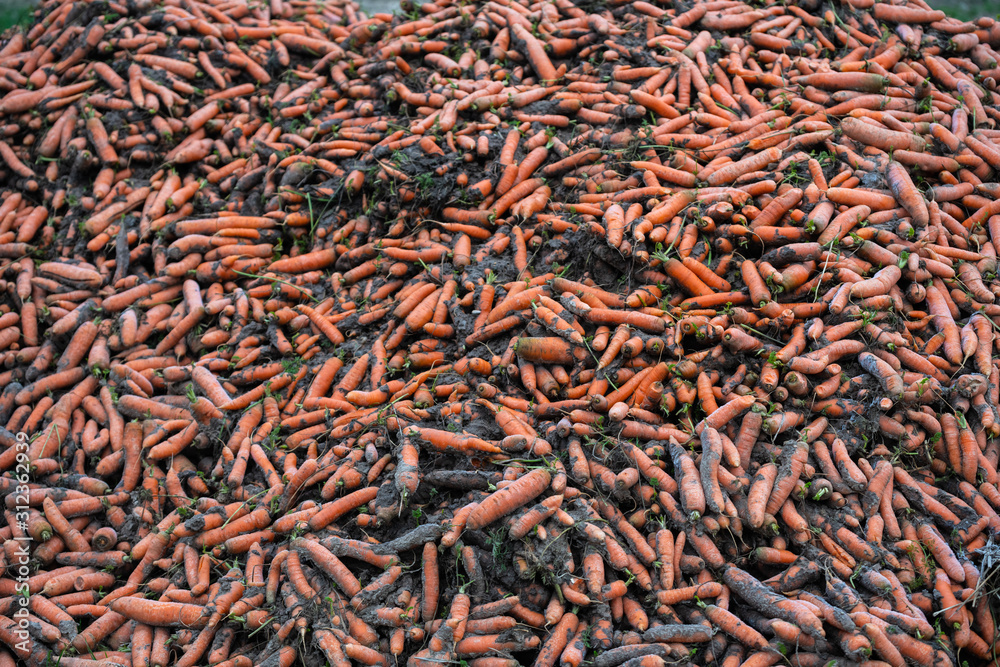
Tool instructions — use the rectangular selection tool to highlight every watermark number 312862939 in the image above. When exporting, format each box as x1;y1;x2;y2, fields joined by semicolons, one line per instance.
11;432;32;654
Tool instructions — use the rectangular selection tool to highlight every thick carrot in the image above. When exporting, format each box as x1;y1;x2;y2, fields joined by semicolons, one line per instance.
465;468;551;530
109;597;208;628
663;258;713;297
886;161;929;227
703;605;768;650
840;117;926;152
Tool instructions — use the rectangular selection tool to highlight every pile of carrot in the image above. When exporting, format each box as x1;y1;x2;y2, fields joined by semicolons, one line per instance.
1;0;1000;664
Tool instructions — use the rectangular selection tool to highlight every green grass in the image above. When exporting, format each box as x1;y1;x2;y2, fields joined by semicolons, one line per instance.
0;2;34;32
930;0;1000;21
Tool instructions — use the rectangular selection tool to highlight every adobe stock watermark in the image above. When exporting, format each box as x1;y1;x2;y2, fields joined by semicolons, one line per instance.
11;432;32;654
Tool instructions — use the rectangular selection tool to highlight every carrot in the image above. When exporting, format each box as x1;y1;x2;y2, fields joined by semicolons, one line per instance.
703;605;769;650
514;337;586;364
863;623;907;667
120;421;143;492
874;3;944;21
85;117;118;165
418;541;439;622
741;260;772;308
293;538;361;597
407;426;500;454
585;309;666;333
764;444;808;518
859;351;904;401
466;468;550;530
916;522;965;582
668;439;705;520
0;142;36;179
681;256;731;292
535;612;577;667
109;597;208;628
663;258;713;297
509;494;563;539
886;161;929;227
746;463;778;529
308;486;379;531
925;285;964;364
42;497;89;553
840;117;926;152
706;148;782;186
